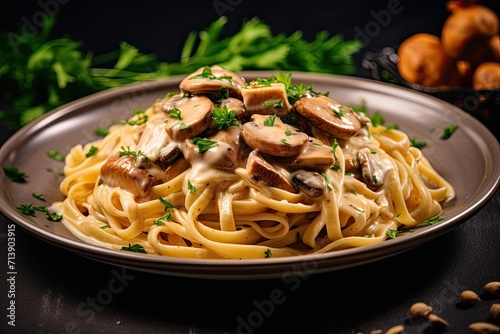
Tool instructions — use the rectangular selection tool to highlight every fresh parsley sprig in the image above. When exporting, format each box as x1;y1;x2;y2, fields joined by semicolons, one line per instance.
0;15;361;130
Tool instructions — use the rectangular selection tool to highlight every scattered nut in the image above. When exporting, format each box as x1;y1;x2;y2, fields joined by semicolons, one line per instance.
491;303;500;320
485;282;500;296
428;313;449;330
410;302;433;319
370;330;383;334
468;322;500;333
385;324;405;334
461;290;481;304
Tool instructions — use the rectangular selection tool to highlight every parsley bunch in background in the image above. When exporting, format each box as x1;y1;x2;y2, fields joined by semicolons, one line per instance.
0;15;362;130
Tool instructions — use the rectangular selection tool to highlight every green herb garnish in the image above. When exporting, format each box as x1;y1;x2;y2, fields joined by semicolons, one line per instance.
212;105;241;130
440;124;459;140
3;166;28;182
121;243;147;253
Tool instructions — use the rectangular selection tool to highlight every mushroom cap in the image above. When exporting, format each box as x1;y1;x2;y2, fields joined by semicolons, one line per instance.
100;153;163;198
246;149;296;193
163;95;214;141
179;65;246;99
289;137;335;171
241;114;309;157
294;95;361;139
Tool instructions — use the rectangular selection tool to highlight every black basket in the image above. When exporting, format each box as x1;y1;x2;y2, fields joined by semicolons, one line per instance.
362;47;499;139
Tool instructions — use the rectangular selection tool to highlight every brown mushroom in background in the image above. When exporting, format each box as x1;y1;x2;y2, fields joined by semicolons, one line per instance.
472;62;500;90
441;3;499;64
397;33;462;87
487;35;500;62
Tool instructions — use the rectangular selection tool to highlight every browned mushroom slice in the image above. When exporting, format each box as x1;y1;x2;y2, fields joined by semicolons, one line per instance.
294;95;361;139
241;114;308;157
136;118;170;162
240;82;292;116
163;95;214;141
210;98;246;129
181;126;243;171
100;153;166;198
357;147;392;190
164;157;190;180
292;170;326;198
203;126;243;170
246;150;296;193
280;110;311;134
218;97;246;119
289;137;335;171
343;149;359;173
179;65;245;99
158;142;182;165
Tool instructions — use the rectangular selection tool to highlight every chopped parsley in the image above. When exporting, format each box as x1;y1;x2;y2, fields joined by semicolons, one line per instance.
47;150;65;161
119;146;149;163
85;145;98;158
121;243;147;253
17;203;62;222
263;99;283;109
3;166;28;182
386;229;398;239
188;66;232;83
264;248;272;258
32;193;45;201
423;216;444;225
212;105;241;130
169;107;182;120
155;197;174;225
410;138;427;149
93;127;109;137
263;114;277;126
331;105;347;118
192;137;218;153
187;180;196;193
440;124;459;140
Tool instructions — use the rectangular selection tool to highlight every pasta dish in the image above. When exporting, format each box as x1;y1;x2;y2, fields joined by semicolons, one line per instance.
56;65;455;259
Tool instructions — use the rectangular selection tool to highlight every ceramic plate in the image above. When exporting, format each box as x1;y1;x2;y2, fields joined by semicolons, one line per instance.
1;72;499;279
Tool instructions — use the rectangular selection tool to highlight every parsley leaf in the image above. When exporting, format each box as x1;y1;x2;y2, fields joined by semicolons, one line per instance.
3;166;28;182
212;105;241;130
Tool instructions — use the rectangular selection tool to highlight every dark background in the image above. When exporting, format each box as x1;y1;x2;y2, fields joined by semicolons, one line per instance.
5;0;499;77
1;1;499;334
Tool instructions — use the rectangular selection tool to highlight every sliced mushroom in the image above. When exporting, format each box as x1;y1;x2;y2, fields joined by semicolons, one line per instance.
164;156;190;181
158;142;182;165
280;110;311;134
163;95;214;141
343;149;359;173
240;82;292;116
179;65;245;99
241;114;308;157
246;149;296;193
210;97;246;129
294;95;361;139
100;153;166;198
136;118;170;162
289;137;335;171
203;126;243;171
292;170;326;198
357;147;392;190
